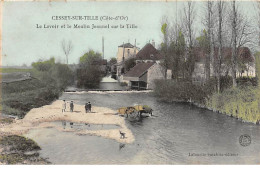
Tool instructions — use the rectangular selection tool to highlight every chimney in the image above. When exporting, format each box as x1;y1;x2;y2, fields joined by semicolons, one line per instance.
152;39;155;47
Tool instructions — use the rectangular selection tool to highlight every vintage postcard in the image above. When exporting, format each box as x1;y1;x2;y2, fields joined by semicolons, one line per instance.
0;0;260;165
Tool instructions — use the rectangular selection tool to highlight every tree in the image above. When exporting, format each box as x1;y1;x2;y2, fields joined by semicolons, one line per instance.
216;0;225;93
31;57;55;71
205;0;215;82
182;1;196;81
79;50;102;65
160;16;170;79
50;63;74;90
258;1;260;46
175;31;186;80
229;1;255;87
61;39;73;64
31;57;74;89
77;50;103;88
109;57;117;65
124;58;136;72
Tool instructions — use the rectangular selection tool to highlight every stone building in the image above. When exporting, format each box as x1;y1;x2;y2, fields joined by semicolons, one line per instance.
122;43;166;90
115;42;139;79
116;43;139;63
123;62;165;90
192;47;255;83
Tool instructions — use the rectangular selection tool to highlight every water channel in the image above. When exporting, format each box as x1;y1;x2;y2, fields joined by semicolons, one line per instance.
25;81;260;164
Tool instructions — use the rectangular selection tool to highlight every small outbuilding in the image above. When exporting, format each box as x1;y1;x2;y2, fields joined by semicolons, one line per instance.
123;62;165;90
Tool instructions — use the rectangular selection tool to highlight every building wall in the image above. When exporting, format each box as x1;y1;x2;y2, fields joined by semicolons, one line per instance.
116;47;138;63
236;64;256;77
192;62;206;83
147;63;165;89
192;62;256;83
166;69;172;79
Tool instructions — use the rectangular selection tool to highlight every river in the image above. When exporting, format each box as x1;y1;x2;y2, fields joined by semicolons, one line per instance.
24;82;260;164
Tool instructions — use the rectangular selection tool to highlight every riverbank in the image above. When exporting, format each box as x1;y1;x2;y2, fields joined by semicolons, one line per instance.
0;75;60;119
65;90;153;94
0;100;135;144
0;135;50;164
205;87;260;124
0;67;71;164
154;79;260;125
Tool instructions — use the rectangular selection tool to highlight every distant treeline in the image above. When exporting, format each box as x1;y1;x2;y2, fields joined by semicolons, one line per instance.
1;57;74;118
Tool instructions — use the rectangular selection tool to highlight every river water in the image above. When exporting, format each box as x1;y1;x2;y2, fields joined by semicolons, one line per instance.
25;82;260;164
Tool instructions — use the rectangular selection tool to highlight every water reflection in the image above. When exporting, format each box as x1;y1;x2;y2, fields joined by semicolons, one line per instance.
119;143;125;151
62;121;66;129
55;121;120;131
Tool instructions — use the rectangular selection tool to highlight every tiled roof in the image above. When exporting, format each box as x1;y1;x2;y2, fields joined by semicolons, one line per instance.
136;43;163;60
124;62;155;77
118;43;135;48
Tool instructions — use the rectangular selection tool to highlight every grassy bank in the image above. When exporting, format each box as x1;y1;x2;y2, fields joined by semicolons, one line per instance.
153;79;260;124
1;78;60;118
0;135;50;164
0;63;73;164
206;87;260;123
0;67;33;73
1;63;73;118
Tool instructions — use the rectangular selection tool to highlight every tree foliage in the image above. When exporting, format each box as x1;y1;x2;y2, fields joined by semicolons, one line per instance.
79;50;102;65
161;23;167;35
196;29;209;52
31;57;74;90
31;57;55;72
77;50;103;88
109;57;117;65
124;58;136;72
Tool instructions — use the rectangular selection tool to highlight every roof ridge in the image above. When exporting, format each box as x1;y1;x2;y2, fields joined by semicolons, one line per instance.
124;62;155;78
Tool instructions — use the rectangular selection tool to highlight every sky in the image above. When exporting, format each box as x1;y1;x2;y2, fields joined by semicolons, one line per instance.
2;1;258;66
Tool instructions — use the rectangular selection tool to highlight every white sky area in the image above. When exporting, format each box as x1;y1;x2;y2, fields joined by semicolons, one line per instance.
2;1;258;66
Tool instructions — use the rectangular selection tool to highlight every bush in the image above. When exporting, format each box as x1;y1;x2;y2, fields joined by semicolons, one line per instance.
49;64;74;90
154;80;207;104
237;77;257;87
76;66;102;88
31;57;55;72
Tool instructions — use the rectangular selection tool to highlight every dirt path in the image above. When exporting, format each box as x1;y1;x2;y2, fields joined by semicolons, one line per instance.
0;100;135;144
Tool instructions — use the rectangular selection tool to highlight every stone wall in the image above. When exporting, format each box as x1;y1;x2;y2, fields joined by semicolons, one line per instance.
147;64;165;89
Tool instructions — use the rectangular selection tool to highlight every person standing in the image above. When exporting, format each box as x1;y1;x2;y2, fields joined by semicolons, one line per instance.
88;102;92;113
70;101;74;112
85;103;88;113
62;100;66;113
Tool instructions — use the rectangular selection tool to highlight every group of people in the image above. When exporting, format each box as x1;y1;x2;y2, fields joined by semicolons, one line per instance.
62;100;92;113
62;100;74;113
85;102;92;113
